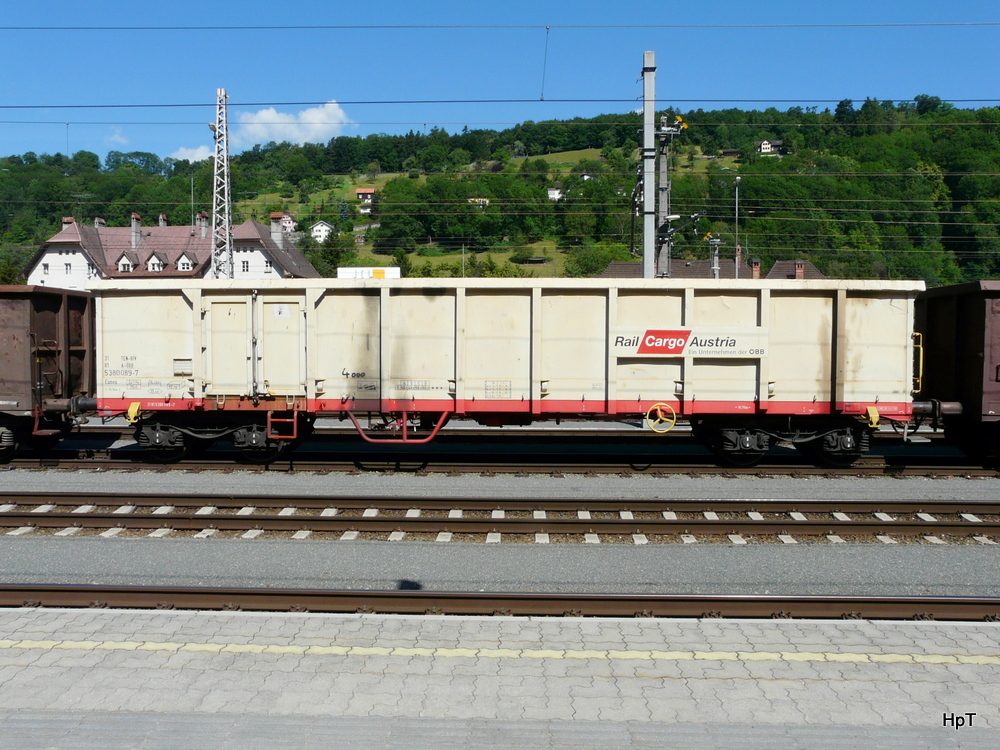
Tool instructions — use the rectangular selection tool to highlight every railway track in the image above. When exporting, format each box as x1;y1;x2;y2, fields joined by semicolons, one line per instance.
0;584;997;621
2;492;997;544
6;423;987;477
5;448;996;477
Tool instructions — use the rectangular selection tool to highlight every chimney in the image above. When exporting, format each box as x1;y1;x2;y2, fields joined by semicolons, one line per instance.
270;212;285;249
130;212;142;249
61;216;74;226
751;259;761;280
196;211;209;239
158;214;168;227
93;217;106;228
795;260;805;280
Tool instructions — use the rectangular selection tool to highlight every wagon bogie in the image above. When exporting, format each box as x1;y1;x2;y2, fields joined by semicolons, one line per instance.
690;415;870;468
790;422;870;468
132;409;314;463
690;418;771;466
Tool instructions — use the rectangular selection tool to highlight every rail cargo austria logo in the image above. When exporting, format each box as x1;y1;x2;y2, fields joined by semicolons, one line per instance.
633;330;692;354
613;328;766;357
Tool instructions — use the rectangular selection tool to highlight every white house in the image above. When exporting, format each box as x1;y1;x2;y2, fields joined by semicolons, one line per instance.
275;211;297;233
754;139;784;154
310;220;336;244
355;188;376;216
24;212;319;290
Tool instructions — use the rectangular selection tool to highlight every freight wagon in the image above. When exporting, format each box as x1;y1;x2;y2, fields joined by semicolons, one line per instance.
916;281;1000;457
89;278;925;466
0;285;95;460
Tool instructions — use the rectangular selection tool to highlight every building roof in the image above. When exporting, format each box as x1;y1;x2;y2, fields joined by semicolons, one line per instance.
595;261;642;278
234;220;321;278
599;258;827;280
765;260;827;280
37;221;212;279
597;259;755;280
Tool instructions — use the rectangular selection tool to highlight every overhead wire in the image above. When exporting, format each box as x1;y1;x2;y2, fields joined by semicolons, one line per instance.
1;21;998;30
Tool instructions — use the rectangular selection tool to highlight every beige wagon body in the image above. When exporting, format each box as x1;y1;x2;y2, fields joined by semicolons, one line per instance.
90;277;924;463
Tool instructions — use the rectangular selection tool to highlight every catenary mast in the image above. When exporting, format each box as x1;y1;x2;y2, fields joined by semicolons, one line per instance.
209;88;234;279
641;52;656;278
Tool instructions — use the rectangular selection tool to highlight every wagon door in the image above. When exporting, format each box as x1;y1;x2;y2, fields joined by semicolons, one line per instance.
205;297;252;396
204;293;307;400
985;296;1000;417
258;298;306;397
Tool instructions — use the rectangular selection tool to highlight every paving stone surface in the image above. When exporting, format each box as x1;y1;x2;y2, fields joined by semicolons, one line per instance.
0;609;998;747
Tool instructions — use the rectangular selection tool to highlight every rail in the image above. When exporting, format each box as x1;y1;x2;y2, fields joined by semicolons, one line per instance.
1;584;998;621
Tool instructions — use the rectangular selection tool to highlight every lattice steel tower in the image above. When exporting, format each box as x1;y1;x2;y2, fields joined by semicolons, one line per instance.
209;88;234;279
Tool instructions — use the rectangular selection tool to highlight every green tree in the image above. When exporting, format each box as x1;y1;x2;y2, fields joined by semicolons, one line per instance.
0;244;32;283
564;242;633;277
392;249;412;277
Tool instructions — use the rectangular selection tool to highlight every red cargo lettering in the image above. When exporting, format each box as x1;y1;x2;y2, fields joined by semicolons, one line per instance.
637;330;692;354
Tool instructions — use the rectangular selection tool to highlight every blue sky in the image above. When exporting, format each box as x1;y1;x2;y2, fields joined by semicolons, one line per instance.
2;0;998;163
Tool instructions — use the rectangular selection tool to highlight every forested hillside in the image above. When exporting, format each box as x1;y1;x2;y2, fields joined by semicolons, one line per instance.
2;95;998;283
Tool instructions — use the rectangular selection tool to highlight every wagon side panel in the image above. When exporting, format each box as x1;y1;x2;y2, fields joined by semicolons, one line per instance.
686;290;763;410
612;290;685;413
312;289;381;410
0;291;32;415
838;292;916;418
767;293;834;413
385;289;456;410
97;291;197;408
462;289;531;411
538;289;608;412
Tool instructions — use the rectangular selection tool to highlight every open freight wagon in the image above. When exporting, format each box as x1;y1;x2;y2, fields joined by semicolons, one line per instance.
90;278;924;465
0;285;95;459
916;280;1000;457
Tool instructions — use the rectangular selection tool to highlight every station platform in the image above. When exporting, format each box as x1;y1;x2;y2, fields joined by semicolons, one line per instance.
1;608;998;749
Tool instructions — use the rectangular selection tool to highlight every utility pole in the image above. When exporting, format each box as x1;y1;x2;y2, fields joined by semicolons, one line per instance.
210;88;234;279
641;51;656;279
734;176;741;279
656;114;687;277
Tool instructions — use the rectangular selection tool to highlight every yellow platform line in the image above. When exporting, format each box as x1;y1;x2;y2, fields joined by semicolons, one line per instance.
1;639;998;665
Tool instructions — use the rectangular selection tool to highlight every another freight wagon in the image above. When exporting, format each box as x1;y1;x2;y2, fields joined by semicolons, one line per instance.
89;278;925;466
916;280;1000;457
0;285;96;460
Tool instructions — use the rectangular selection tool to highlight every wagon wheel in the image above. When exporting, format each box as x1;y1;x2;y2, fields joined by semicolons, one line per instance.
714;449;766;468
239;441;290;465
143;445;191;464
0;441;19;464
645;402;678;434
794;441;861;469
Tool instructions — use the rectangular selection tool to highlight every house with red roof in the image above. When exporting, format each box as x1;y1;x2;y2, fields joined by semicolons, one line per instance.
23;212;319;289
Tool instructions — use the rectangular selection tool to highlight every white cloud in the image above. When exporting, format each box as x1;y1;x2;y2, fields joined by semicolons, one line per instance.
170;145;213;162
106;127;129;145
232;101;352;148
